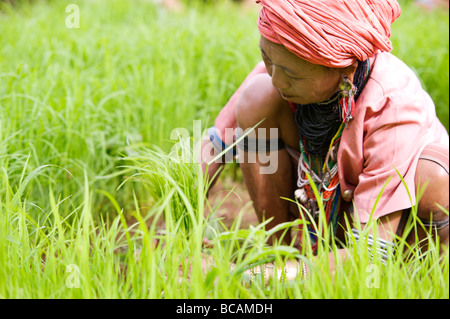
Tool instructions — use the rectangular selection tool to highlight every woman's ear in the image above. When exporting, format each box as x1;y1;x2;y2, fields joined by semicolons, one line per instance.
341;61;359;82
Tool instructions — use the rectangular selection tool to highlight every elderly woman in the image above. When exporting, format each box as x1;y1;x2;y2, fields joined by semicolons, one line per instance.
201;0;449;279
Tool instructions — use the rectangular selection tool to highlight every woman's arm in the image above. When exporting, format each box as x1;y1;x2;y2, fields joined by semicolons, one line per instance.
199;61;268;187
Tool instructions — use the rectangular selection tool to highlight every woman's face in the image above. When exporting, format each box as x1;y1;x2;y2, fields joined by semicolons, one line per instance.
260;36;346;105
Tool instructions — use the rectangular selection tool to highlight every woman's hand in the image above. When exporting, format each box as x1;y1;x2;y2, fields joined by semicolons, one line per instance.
241;259;309;286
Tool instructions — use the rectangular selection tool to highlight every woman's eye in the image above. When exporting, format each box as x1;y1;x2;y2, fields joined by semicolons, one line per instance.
285;72;299;79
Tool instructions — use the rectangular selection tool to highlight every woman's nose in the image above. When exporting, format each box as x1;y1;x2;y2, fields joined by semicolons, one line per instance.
270;66;290;90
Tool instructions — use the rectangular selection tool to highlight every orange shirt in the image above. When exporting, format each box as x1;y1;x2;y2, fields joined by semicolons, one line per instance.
212;52;449;222
339;51;448;222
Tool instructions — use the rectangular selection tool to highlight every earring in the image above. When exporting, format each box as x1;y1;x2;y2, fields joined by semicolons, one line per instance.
339;76;357;127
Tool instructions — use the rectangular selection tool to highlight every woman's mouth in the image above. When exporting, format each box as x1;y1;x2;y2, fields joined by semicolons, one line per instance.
279;92;296;100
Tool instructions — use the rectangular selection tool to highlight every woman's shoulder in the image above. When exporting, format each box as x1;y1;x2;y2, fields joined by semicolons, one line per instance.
370;51;422;90
357;51;431;112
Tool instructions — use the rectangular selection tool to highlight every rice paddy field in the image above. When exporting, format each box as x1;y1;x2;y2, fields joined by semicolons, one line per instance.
0;0;448;301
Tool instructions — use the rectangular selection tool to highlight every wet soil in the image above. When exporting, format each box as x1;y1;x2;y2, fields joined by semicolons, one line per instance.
204;176;258;230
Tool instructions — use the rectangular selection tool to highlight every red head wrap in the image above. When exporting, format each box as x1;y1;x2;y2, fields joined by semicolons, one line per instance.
257;0;401;68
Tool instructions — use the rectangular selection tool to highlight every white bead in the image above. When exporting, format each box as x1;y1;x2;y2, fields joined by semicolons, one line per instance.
294;188;308;204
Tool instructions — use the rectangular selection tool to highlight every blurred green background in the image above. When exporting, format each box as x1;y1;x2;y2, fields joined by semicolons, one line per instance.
0;0;448;220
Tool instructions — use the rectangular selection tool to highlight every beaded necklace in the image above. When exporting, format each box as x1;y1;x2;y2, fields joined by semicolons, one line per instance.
295;59;370;253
